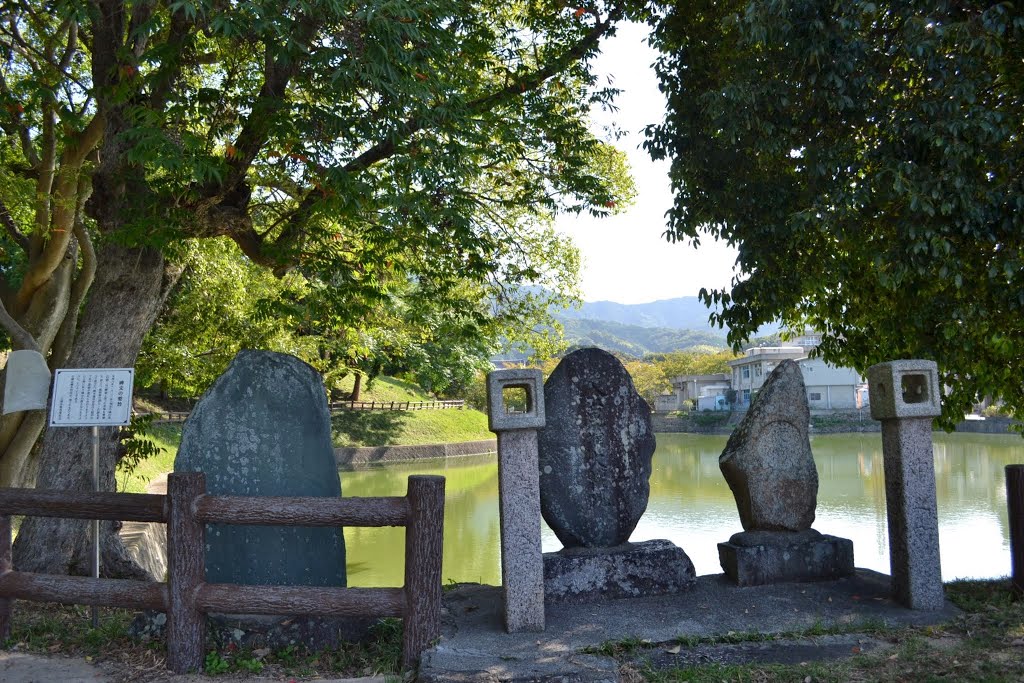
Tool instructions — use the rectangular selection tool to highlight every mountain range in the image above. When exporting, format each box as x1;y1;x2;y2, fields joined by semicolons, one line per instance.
548;295;781;357
546;296;726;357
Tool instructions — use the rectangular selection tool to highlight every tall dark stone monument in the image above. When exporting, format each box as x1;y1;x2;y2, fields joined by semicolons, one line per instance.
539;348;695;602
174;350;346;587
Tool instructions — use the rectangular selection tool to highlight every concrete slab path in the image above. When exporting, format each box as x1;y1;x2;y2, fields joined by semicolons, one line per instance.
419;569;960;682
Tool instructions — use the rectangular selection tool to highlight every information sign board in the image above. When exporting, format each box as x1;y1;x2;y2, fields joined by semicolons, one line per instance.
49;368;134;427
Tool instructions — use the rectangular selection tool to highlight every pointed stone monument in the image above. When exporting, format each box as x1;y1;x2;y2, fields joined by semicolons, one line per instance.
718;359;854;586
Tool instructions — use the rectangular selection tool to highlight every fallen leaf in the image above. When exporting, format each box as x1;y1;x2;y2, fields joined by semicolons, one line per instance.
84;656;93;662
666;645;681;654
888;654;899;660
851;646;862;654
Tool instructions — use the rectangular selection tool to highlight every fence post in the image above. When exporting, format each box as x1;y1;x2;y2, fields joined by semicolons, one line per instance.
1008;465;1024;597
0;514;11;642
402;475;445;670
167;472;206;673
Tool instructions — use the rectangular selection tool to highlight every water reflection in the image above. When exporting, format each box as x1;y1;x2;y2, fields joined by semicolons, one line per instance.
340;432;1024;586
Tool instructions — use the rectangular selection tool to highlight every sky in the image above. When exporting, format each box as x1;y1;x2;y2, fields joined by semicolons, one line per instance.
553;22;738;306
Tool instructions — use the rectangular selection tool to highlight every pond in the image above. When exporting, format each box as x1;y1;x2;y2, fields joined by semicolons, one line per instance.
339;432;1024;587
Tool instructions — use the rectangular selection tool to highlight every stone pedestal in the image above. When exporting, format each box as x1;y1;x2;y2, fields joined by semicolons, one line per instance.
718;530;854;587
543;539;696;604
880;418;944;610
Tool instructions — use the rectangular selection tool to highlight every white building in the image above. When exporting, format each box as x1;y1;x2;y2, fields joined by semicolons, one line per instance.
724;345;864;411
797;357;864;411
726;346;807;408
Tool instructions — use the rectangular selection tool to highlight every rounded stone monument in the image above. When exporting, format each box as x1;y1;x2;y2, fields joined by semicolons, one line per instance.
538;348;655;549
174;350;346;587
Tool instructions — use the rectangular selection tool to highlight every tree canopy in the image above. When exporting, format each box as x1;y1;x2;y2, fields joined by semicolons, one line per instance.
0;0;634;575
643;0;1023;426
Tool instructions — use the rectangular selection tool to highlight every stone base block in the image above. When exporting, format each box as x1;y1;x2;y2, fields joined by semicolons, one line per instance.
544;539;696;604
129;612;376;649
718;529;854;587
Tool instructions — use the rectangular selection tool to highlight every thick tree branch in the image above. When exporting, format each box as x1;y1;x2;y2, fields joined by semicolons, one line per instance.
0;295;40;353
127;0;156;58
221;15;321;193
14;114;104;314
49;204;96;368
0;198;29;253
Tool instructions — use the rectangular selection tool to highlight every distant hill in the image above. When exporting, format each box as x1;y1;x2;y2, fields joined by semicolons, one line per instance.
559;318;727;357
556;296;720;330
494;294;776;360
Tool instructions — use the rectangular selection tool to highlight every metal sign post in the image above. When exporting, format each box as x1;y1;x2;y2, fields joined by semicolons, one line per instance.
49;368;134;629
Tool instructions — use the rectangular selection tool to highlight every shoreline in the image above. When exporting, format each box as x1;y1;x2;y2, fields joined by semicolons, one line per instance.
334;415;1021;468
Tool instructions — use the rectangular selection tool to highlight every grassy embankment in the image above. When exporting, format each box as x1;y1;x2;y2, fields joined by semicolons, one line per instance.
119;375;491;492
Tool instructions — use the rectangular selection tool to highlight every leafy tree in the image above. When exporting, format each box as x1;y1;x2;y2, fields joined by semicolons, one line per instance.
622;358;670;407
0;0;633;576
136;238;319;398
642;0;1024;427
647;348;739;379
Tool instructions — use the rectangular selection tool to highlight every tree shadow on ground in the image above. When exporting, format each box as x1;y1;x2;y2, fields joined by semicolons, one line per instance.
332;411;407;447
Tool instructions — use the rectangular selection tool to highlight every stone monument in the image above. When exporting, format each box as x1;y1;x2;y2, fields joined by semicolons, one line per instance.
717;359;854;586
174;350;346;587
538;348;695;603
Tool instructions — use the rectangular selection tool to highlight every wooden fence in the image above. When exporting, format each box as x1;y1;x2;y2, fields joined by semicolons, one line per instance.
0;473;445;673
329;400;465;412
146;400;465;423
1009;465;1024;597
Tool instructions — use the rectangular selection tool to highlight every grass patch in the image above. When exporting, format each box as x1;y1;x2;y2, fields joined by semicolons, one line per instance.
5;602;405;681
615;579;1024;683
116;423;181;493
333;374;432;403
332;407;491;447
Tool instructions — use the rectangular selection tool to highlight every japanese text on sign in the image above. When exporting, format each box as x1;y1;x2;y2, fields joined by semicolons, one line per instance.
50;369;134;427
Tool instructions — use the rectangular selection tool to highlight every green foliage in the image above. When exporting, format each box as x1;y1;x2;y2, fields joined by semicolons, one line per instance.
204;651;231;675
3;0;635;417
643;1;1024;429
645;348;739;379
622;359;671;406
137;238;318;398
115;414;162;492
115;423;180;494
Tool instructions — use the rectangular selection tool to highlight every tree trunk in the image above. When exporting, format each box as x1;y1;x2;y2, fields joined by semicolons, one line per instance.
12;242;181;579
351;373;362;402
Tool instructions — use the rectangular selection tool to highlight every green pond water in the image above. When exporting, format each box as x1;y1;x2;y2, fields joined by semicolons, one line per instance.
340;432;1024;587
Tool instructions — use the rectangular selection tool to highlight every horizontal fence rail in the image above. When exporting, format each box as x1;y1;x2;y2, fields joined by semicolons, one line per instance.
0;473;445;674
144;400;465;423
329;400;465;412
